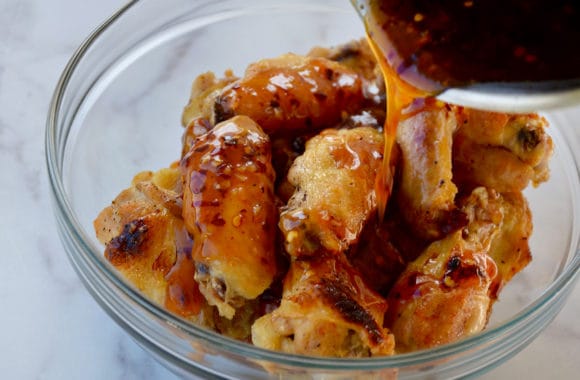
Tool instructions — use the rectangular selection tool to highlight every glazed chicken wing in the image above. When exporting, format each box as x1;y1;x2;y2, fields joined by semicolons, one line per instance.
453;111;553;192
181;115;278;319
386;187;502;352
213;54;366;136
94;166;210;321
396;102;464;240
279;127;384;259
251;254;395;357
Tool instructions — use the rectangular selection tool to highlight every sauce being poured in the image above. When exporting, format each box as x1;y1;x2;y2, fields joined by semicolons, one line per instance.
366;36;428;218
356;0;580;216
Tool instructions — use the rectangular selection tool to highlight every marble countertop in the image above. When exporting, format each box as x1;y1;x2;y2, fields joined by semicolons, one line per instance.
1;0;578;379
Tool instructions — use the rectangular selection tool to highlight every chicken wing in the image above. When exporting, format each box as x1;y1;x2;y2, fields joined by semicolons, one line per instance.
395;101;465;240
453;111;553;192
213;54;366;136
94;165;210;321
181;115;278;319
279;127;384;259
251;254;395;357
386;187;502;352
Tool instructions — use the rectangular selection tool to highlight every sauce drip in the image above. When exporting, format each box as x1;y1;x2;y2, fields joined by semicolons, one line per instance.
356;0;580;216
165;225;204;316
366;36;428;218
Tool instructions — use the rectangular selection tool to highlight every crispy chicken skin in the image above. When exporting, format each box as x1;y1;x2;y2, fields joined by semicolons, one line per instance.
213;54;366;136
279;127;384;259
386;187;502;352
396;101;464;240
94;166;210;321
453;111;553;192
181;115;277;319
251;254;395;357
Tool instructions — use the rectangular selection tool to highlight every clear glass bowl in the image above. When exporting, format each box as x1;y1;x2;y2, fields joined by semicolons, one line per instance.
46;0;580;378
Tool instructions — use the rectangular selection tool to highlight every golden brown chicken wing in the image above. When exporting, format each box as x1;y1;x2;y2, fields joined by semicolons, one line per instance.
279;126;384;259
94;166;210;321
453;111;553;192
181;115;278;319
395;101;465;240
251;254;395;357
386;187;502;352
213;54;366;136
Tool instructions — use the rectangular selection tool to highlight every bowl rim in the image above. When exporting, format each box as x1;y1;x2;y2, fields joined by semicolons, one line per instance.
45;0;580;371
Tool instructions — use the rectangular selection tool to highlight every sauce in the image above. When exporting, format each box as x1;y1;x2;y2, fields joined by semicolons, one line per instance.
358;0;580;90
366;35;428;217
165;225;204;316
356;0;580;216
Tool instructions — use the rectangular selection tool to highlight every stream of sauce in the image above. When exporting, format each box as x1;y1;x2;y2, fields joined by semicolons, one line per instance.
356;0;580;216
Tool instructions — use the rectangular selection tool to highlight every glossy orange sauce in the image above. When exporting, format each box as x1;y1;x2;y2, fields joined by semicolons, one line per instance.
368;35;428;218
164;225;204;316
362;15;429;218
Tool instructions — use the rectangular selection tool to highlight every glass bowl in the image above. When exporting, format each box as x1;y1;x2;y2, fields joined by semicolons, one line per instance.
46;0;580;378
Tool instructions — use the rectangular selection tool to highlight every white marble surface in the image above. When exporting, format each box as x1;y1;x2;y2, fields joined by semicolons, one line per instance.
0;0;578;379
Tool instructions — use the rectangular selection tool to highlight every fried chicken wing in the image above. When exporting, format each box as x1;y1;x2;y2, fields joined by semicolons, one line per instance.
279;127;384;259
181;115;278;319
386;187;502;352
396;102;464;240
251;254;395;357
213;54;366;136
453;111;553;192
94;166;210;321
